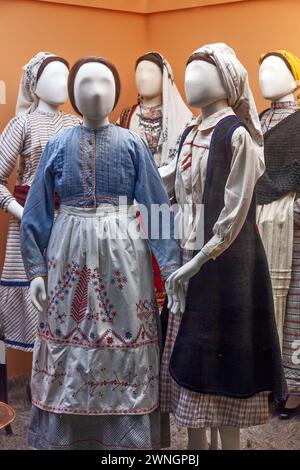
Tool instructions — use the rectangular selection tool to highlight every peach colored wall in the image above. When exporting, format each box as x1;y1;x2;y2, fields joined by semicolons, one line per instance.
1;0;300;379
148;0;300;114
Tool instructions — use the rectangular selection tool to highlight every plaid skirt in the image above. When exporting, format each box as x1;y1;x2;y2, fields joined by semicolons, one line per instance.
160;249;270;428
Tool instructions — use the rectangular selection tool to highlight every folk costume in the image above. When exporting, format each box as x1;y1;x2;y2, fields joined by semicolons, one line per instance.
0;52;79;351
257;50;300;396
20;58;180;450
160;43;286;429
118;52;193;310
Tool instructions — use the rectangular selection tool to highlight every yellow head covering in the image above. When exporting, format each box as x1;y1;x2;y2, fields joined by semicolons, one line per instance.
259;50;300;103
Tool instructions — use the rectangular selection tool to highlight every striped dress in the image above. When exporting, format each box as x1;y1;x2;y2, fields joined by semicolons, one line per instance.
260;101;300;397
0;109;80;351
284;202;300;395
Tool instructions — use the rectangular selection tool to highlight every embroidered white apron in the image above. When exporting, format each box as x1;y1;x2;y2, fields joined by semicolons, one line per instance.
31;205;160;415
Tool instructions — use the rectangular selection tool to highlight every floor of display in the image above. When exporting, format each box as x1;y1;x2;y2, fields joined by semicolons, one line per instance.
0;377;299;450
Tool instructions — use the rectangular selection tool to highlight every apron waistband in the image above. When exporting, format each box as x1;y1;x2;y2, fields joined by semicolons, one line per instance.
59;204;137;218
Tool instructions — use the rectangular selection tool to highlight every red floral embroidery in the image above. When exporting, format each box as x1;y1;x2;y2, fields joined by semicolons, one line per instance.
106;336;114;345
136;299;157;321
47;256;57;270
71;365;157;400
71;265;91;324
32;360;66;385
111;271;127;290
38;322;158;349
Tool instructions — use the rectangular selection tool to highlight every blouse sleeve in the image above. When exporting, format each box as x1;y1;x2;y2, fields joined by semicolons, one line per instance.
159;156;177;197
201;127;265;260
131;133;181;279
0;115;26;210
20;139;57;281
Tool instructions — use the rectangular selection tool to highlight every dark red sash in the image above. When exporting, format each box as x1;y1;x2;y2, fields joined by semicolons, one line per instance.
14;185;60;210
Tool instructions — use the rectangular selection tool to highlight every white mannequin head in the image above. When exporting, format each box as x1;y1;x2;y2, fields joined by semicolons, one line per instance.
69;57;120;128
135;60;162;101
73;62;115;121
185;59;227;109
35;60;69;105
259;55;297;102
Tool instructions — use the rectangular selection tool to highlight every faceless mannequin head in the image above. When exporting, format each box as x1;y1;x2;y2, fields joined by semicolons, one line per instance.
73;63;115;120
259;55;297;101
185;58;227;109
68;57;120;124
35;60;69;106
135;56;163;100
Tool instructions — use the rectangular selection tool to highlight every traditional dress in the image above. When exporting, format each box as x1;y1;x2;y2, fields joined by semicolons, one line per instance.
160;43;286;429
0;52;79;351
257;100;300;396
119;103;163;168
117;52;193;309
117;52;193;169
20;123;180;449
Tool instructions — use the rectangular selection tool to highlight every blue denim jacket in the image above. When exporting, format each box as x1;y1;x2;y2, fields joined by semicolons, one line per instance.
20;124;181;281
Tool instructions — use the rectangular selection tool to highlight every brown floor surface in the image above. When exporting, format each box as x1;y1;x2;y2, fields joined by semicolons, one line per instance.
0;377;299;450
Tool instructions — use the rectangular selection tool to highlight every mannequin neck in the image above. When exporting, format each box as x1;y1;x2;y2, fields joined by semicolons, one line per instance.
140;94;162;108
201;98;229;121
272;92;296;104
83;116;110;129
36;98;60;114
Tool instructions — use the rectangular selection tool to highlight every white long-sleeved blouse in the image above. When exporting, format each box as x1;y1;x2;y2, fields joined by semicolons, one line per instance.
161;106;265;260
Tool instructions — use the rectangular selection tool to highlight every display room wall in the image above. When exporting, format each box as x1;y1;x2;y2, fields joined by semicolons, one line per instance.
1;0;299;378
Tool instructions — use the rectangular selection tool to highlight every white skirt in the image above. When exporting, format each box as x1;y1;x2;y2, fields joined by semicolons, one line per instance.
31;204;161;416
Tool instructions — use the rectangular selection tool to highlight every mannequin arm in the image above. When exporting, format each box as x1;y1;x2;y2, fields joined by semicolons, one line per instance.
6;200;24;221
166;250;210;314
158;157;177;196
30;277;47;312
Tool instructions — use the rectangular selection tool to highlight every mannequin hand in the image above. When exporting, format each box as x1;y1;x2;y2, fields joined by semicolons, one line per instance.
30;277;47;312
159;159;176;179
7;200;24;221
165;279;186;314
167;251;210;312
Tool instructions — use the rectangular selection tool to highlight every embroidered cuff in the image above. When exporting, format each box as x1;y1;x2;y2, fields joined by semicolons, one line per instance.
25;264;47;282
201;232;228;261
161;264;181;280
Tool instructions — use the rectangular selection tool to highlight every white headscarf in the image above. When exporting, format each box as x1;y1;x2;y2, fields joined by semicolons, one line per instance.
191;43;263;150
16;51;56;116
139;52;194;166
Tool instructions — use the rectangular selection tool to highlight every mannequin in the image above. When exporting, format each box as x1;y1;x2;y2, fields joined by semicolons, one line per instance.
29;61;111;310
0;52;80;352
161;43;286;450
256;50;300;418
117;52;193;310
20;56;180;450
117;52;193;169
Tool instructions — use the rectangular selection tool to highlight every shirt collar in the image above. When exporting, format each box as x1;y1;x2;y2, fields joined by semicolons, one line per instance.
271;100;298;110
198;106;235;131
